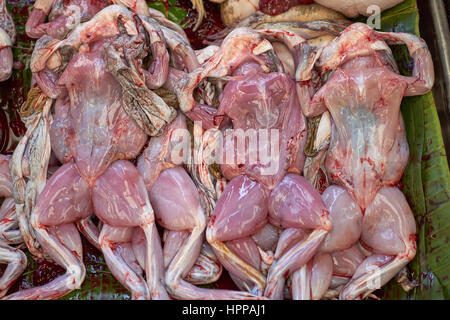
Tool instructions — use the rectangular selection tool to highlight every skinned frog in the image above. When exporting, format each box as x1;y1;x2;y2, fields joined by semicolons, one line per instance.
165;27;333;299
136;112;263;300
4;6;177;300
297;22;433;299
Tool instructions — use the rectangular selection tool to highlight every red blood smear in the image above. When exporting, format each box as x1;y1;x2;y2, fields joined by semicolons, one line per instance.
32;261;65;287
175;0;225;50
259;0;314;16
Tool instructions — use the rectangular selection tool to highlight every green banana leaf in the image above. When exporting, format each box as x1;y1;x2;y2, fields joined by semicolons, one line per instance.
1;0;449;300
378;0;450;300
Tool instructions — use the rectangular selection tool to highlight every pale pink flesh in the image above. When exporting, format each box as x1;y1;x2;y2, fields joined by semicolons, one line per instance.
340;187;416;300
33;163;92;227
76;216;100;250
0;243;27;298
0;154;12;198
290;252;333;300
99;225;149;300
219;65;307;190
251;223;281;253
49;96;72;164
3;161;166;299
93;160;168;300
4;176;87;301
140;21;169;89
185;103;221;130
174;27;308;124
58;40;147;183
0;47;12;82
293;23;431;299
326;244;366;296
331;244;366;279
14;6;191;299
320;185;362;253
268;174;330;230
25;0;108;39
34;68;67;99
137;112;224;289
134;229;223;286
207;175;269;295
361;187;416;256
0;197;15;220
227;237;261;272
3;163;89;300
25;8;47;39
159;25;200;73
147;166;259;299
148;167;201;231
265;173;332;299
0;198;22;244
162;230;190;268
309;252;333;300
175;28;274;114
183;241;223;285
13;13;431;301
320;60;410;209
148;167;204;298
208;175;269;242
300;23;433;209
274;227;308;259
137;113;187;190
226;237;262;290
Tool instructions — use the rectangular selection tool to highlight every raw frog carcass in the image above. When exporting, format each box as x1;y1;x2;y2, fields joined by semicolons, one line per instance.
136;112;263;300
166;27;334;299
4;5;178;300
25;0;158;39
298;22;433;299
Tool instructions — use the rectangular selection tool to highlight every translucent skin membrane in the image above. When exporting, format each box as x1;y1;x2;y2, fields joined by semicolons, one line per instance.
219;64;306;190
296;23;433;300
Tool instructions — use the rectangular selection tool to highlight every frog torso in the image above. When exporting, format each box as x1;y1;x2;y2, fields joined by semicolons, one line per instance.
218;64;307;190
322;57;409;209
56;40;147;184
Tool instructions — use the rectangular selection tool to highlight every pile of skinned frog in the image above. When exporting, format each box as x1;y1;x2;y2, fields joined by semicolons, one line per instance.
0;0;433;300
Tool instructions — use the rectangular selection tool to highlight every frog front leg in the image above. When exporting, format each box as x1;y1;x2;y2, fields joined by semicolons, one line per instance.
26;0;107;39
377;30;434;96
